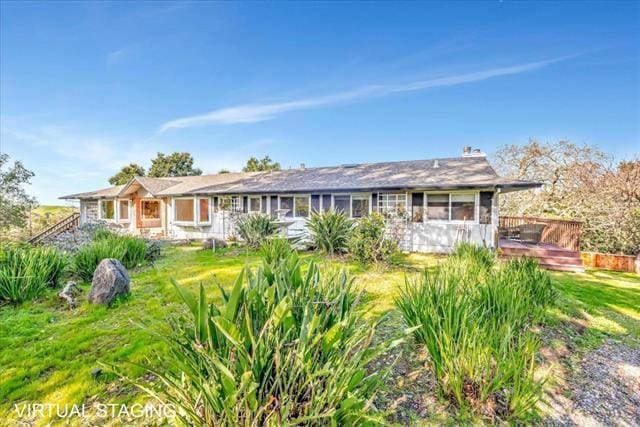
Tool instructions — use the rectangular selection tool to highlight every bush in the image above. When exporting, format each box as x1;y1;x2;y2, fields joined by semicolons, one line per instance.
396;245;555;421
0;245;68;304
73;234;147;282
347;212;399;265
450;242;496;271
259;237;294;265
131;255;406;425
143;239;163;262
234;213;277;248
306;209;352;256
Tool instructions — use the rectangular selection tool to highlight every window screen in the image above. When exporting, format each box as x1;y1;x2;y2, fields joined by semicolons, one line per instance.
333;195;350;215
142;200;160;219
199;198;210;222
311;195;320;212
322;194;332;212
280;196;293;218
294;196;310;217
351;195;369;218
411;193;424;222
175;199;194;222
451;194;475;221
101;200;115;220
479;192;493;224
249;197;261;212
427;194;449;220
118;200;129;221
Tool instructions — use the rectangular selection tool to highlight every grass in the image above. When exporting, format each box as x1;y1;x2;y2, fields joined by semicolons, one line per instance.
0;245;638;425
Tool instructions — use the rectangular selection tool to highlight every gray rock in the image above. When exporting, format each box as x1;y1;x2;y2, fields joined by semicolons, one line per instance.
88;259;130;305
58;281;82;309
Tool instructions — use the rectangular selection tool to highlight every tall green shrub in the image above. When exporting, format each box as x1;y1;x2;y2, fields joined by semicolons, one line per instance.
347;212;399;265
306;209;352;256
0;245;68;304
131;255;407;425
73;234;147;282
259;236;294;265
396;245;555;421
235;213;277;248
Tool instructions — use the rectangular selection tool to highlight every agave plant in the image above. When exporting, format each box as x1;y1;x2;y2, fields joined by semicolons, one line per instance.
234;213;277;248
306;209;353;256
132;254;409;425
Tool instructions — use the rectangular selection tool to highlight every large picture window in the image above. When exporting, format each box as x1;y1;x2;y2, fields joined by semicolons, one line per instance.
378;193;407;217
141;200;161;219
424;193;476;222
100;200;115;220
118;200;130;221
175;199;194;222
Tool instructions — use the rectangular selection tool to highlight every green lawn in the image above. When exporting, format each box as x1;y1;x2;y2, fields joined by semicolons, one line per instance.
0;245;638;425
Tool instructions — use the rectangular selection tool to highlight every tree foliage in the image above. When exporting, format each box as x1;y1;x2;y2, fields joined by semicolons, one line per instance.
108;163;145;185
148;152;202;177
0;154;37;232
494;140;640;254
242;155;281;172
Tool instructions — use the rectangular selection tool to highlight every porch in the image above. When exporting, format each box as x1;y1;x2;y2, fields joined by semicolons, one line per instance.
498;216;584;272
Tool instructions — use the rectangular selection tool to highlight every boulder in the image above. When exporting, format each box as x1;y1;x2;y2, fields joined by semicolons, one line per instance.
88;259;130;305
202;238;228;250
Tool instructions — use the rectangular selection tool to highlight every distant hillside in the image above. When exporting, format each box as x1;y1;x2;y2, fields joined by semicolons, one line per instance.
30;205;78;234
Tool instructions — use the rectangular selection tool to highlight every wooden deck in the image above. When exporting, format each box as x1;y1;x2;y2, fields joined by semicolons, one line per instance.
499;238;584;273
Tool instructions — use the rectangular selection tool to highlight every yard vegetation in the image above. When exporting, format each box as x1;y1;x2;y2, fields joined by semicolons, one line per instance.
0;241;638;425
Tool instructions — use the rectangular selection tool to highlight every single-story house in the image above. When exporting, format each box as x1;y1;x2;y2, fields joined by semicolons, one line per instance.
60;149;539;253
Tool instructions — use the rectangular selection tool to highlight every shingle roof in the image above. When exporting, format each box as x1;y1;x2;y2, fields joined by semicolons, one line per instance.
60;156;539;200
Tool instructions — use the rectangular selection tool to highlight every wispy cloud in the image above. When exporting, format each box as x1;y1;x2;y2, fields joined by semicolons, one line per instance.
107;46;135;65
159;55;577;132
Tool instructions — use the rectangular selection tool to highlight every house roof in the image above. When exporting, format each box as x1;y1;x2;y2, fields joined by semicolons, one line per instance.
60;156;540;200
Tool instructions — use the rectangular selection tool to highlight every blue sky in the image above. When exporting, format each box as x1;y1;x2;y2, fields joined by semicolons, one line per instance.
1;1;638;205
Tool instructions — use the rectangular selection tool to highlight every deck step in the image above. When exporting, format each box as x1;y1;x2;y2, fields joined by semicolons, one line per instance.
500;253;584;273
500;247;580;258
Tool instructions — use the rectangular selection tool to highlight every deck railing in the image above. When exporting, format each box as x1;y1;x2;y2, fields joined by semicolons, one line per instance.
27;212;80;245
498;216;582;252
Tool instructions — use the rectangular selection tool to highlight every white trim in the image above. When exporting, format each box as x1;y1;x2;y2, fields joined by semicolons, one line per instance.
218;195;241;213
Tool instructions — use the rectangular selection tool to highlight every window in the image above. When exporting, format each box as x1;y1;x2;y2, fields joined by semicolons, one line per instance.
279;196;294;218
378;193;407;217
118;200;130;221
351;194;370;218
333;195;350;215
219;196;241;212
451;194;475;221
294;196;310;217
248;196;261;213
479;192;493;224
141;200;161;219
100;200;115;220
411;193;424;222
426;194;449;220
199;198;210;223
175;199;194;222
321;194;332;212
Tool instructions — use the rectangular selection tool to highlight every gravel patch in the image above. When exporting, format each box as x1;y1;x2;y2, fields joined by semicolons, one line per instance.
545;339;640;426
